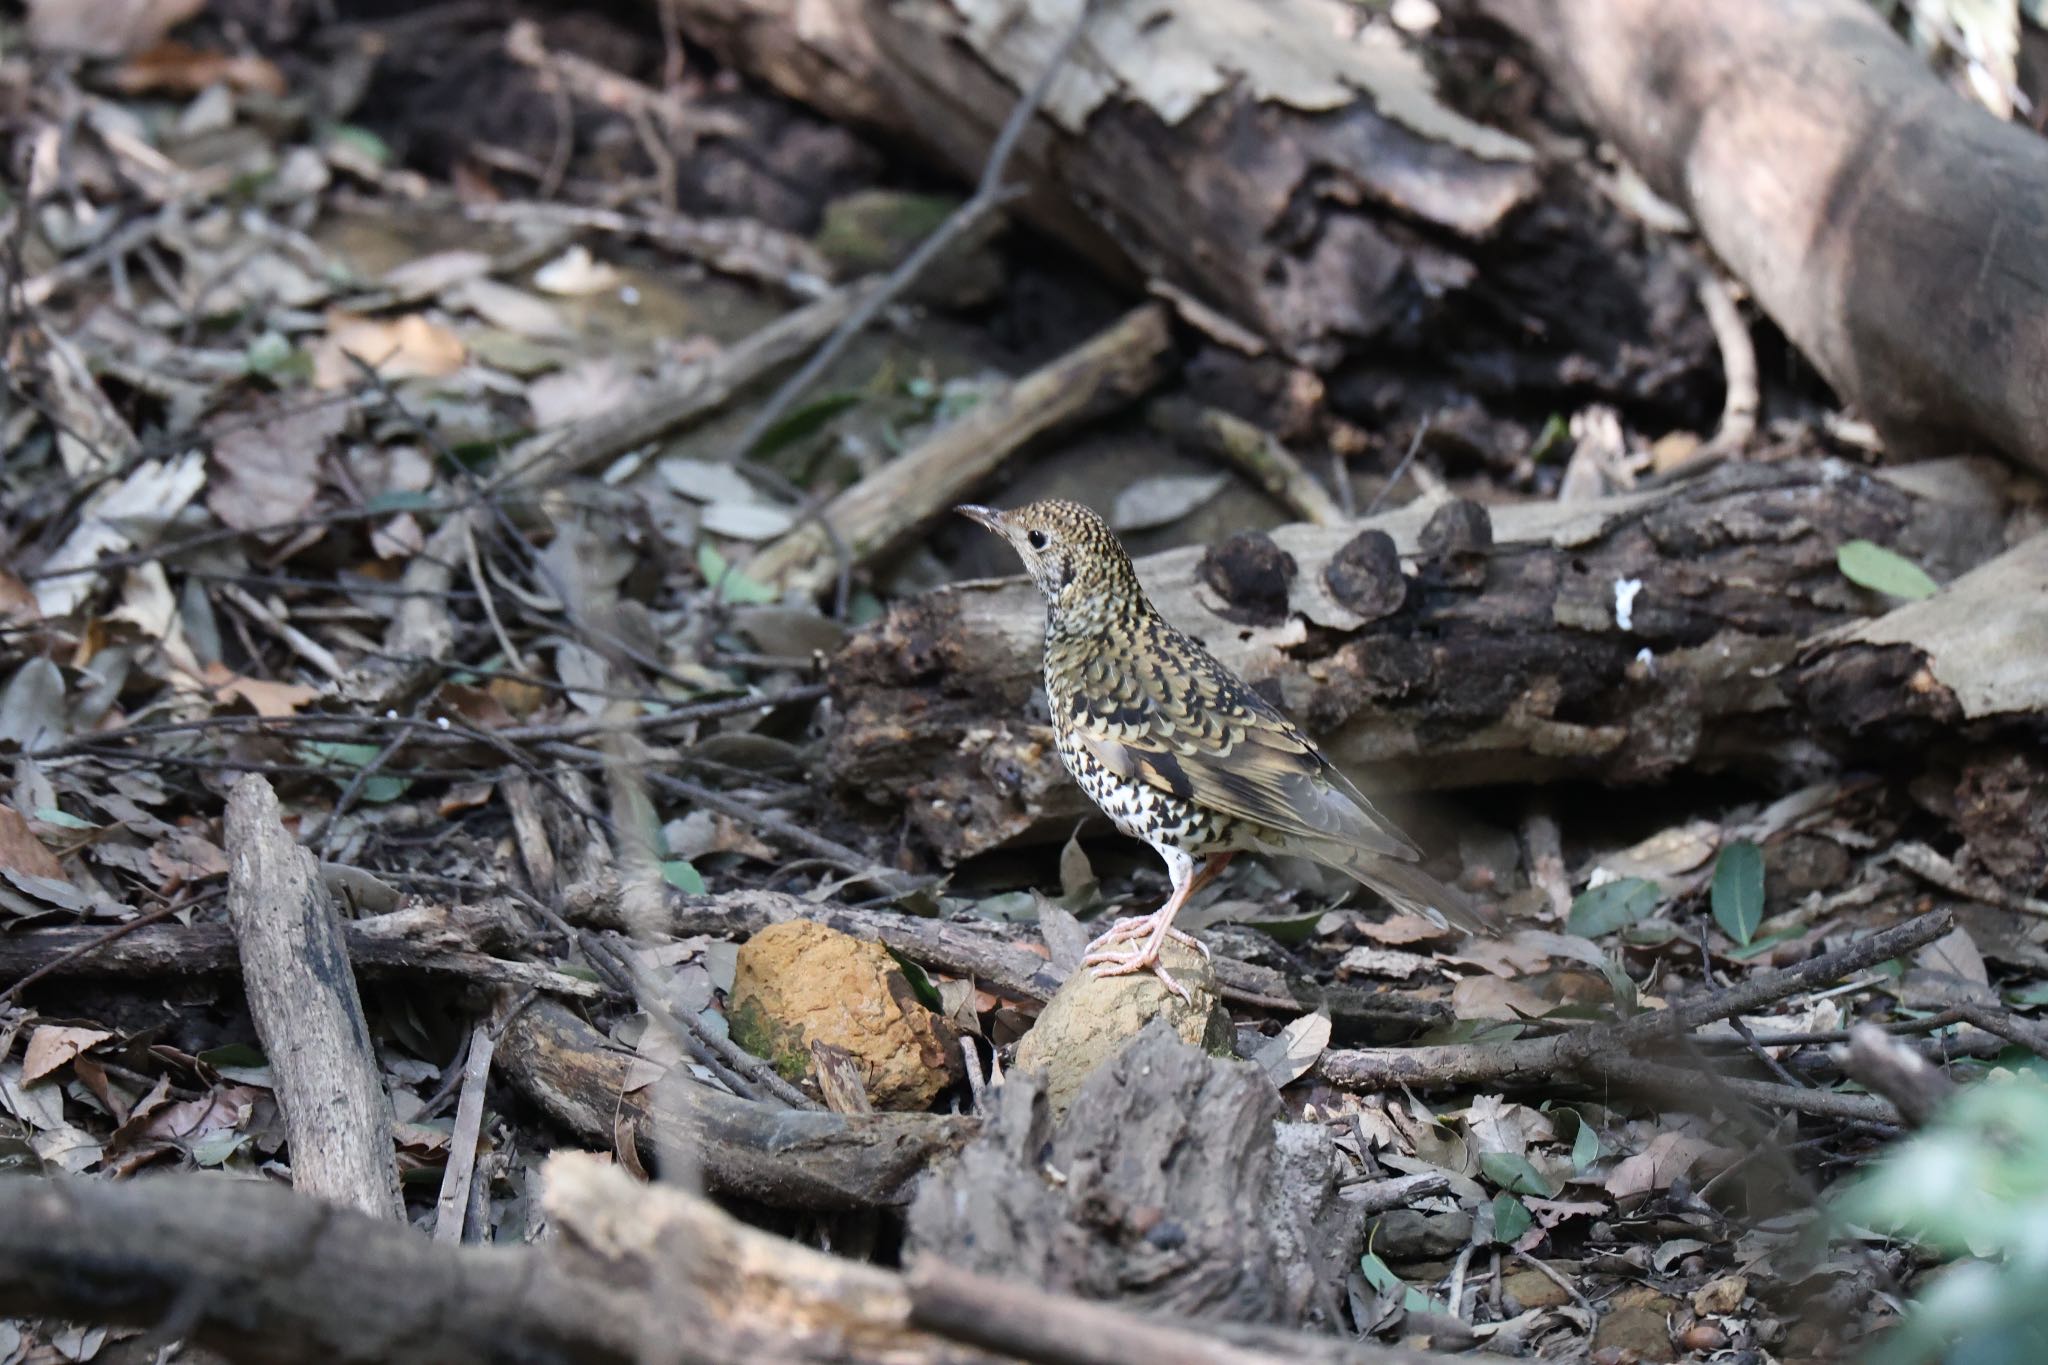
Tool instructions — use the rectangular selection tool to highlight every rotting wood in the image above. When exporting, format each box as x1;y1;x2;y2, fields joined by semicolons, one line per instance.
224;775;404;1222
825;457;2027;863
746;302;1175;594
1480;0;2048;481
642;0;1711;406
909;1023;1360;1331
495;997;972;1210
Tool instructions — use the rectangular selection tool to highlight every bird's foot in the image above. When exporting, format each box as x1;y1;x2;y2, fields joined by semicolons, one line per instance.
1083;913;1208;958
1084;941;1191;1003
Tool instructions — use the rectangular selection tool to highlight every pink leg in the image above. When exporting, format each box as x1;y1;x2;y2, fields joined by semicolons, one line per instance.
1082;853;1234;1001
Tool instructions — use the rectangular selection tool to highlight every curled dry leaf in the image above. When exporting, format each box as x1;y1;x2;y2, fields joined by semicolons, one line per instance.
313;313;467;389
21;1026;114;1086
0;803;68;883
1250;1010;1332;1088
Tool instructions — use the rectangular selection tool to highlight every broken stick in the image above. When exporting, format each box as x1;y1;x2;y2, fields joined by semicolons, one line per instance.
225;775;404;1222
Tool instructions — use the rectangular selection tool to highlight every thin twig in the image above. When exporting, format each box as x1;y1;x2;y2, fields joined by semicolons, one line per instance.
433;1020;497;1243
1362;415;1431;518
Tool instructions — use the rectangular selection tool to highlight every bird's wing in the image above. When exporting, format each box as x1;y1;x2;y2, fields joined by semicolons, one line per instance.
1071;630;1419;861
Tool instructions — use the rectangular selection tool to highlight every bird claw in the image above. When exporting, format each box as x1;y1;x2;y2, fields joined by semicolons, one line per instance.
1086;947;1192;1003
1084;915;1208;959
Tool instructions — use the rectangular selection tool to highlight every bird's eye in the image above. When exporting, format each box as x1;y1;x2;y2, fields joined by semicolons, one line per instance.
1027;529;1048;550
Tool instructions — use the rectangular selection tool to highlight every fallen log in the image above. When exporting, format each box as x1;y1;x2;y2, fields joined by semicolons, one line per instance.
824;456;2028;863
0;1157;1457;1363
495;997;973;1210
646;0;1711;405
1477;0;2048;481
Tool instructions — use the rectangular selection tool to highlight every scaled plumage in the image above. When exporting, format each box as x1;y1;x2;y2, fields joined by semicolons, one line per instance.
959;498;1499;999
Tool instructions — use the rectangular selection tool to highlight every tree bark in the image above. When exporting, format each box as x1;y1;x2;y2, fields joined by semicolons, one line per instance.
224;776;403;1222
1478;0;2048;480
646;0;1707;406
495;997;975;1210
823;457;2030;863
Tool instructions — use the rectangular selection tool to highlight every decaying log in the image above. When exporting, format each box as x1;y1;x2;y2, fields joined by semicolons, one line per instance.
909;1023;1359;1332
825;457;2027;863
648;0;1709;403
495;997;973;1209
224;776;403;1222
1480;0;2048;481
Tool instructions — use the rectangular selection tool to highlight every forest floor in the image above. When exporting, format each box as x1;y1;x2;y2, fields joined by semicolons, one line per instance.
2;3;2045;1364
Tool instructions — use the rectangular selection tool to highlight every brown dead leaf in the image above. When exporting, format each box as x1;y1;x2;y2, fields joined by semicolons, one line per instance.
205;400;349;533
314;313;467;389
1356;912;1456;946
200;661;319;718
1451;973;1553;1021
148;827;229;883
0;568;37;624
1464;1094;1555;1157
22;1026;114;1085
109;39;286;94
0;803;68;883
1605;1130;1724;1201
26;0;204;57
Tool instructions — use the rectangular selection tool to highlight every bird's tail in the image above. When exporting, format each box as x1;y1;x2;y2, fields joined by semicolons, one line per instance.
1298;842;1503;936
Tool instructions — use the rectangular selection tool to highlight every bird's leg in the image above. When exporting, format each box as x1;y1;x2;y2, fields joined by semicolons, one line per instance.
1085;852;1232;955
1084;849;1232;1001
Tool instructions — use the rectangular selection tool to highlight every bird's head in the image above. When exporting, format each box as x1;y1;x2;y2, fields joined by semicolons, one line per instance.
956;498;1140;617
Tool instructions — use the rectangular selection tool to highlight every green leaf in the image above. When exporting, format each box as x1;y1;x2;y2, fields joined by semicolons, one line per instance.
887;947;943;1011
1491;1192;1533;1245
1567;877;1661;938
1711;840;1766;945
324;122;391;168
661;859;706;894
1838;539;1939;600
33;807;96;830
696;543;780;605
1572;1119;1600;1173
746;391;863;460
1479;1151;1557;1197
297;741;410;803
1359;1251;1404;1296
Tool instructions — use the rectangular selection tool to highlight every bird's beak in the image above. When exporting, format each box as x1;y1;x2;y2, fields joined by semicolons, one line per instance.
955;504;1006;534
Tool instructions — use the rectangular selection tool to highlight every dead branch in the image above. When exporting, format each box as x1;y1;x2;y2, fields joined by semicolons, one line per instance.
1146;397;1348;526
225;775;403;1220
1319;909;1954;1119
826;457;2023;862
1480;0;2048;480
0;1173;649;1364
0;905;606;1001
1837;1023;1957;1128
494;997;972;1210
746;303;1175;594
